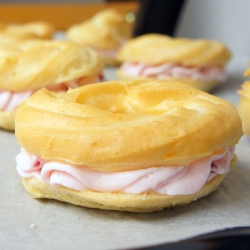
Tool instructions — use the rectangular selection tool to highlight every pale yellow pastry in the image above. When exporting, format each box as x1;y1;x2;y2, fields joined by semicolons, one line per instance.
0;39;104;131
66;8;133;66
15;80;242;212
117;34;232;92
0;21;55;45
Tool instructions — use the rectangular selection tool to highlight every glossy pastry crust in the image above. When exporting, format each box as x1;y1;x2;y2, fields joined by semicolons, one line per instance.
15;80;242;172
22;156;236;212
117;34;231;66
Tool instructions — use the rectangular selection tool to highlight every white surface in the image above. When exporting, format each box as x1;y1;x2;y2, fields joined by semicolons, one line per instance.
1;58;250;249
176;0;250;57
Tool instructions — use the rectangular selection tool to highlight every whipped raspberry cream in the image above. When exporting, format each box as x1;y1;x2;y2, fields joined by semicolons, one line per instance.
0;89;35;112
0;75;103;112
121;62;227;82
16;147;235;196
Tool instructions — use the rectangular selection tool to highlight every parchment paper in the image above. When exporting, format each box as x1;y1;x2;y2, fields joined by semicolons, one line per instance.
1;56;250;250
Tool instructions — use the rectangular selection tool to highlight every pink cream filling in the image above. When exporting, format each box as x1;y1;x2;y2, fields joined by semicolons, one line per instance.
16;147;235;195
0;75;103;112
121;62;227;82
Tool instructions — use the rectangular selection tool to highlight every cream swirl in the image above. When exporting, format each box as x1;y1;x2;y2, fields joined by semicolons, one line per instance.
121;62;227;82
16;147;235;196
0;89;35;112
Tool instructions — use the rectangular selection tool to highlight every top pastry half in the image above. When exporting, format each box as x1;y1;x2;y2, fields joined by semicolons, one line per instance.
0;39;104;92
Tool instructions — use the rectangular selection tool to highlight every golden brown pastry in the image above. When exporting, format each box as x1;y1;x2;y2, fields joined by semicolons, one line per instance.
117;34;232;92
15;80;243;212
66;8;133;66
0;21;55;45
0;39;104;131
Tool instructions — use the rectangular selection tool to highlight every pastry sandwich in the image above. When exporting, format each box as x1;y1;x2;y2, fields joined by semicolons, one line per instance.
15;80;242;212
117;34;232;92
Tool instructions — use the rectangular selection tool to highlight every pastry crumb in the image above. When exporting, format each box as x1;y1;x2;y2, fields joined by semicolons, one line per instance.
30;224;35;228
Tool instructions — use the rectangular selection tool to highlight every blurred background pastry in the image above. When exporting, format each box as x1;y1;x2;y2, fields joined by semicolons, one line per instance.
66;8;133;66
116;33;231;92
0;39;104;131
0;21;55;45
15;80;242;212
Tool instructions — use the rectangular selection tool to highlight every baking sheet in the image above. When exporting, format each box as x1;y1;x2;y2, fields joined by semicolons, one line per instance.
1;56;250;250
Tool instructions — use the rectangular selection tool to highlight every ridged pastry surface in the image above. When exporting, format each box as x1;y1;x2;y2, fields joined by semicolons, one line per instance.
0;39;104;91
15;80;242;172
66;8;132;49
117;34;231;66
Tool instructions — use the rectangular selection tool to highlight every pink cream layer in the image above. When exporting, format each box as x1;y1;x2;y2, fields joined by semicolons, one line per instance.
0;75;102;112
121;62;227;82
16;147;235;195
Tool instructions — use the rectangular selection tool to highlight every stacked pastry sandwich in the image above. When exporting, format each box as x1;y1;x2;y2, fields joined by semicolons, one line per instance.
15;80;242;212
